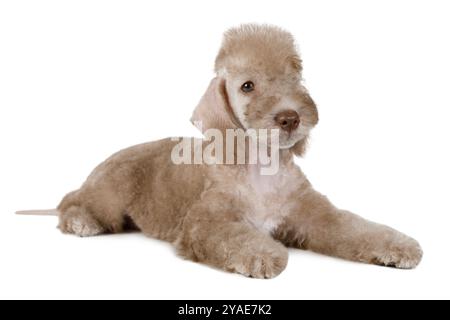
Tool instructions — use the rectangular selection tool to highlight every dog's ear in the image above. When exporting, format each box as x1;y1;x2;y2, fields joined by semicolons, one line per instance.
191;77;241;134
291;137;309;157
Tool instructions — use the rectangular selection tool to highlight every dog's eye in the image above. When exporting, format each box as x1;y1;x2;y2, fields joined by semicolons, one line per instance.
241;81;255;93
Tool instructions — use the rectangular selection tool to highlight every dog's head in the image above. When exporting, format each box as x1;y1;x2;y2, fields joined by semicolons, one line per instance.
192;24;318;156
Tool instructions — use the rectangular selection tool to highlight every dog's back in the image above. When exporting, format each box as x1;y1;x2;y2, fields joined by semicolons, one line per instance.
57;138;208;241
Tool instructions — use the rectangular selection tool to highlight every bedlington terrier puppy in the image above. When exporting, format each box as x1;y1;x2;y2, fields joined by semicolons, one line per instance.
20;24;422;278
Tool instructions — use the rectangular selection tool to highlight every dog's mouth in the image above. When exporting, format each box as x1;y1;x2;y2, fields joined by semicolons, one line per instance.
273;124;305;148
279;140;298;149
245;128;304;150
279;135;303;149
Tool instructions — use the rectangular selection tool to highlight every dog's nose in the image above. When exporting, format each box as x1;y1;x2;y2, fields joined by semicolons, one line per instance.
275;110;300;133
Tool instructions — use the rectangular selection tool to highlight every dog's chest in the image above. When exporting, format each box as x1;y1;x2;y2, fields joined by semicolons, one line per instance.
241;166;304;234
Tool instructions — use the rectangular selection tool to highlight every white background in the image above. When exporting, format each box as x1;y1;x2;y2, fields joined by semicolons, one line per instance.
1;0;449;300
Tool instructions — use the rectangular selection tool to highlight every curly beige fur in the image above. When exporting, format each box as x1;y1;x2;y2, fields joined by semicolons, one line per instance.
21;24;422;278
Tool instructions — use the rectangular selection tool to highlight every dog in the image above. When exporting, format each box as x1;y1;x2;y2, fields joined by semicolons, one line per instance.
18;24;422;278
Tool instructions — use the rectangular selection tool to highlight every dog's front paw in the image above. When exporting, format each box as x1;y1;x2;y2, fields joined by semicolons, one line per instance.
374;236;423;269
228;247;289;279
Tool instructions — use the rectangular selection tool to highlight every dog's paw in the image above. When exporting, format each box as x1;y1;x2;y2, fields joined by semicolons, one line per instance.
58;207;104;237
67;217;104;237
373;236;423;269
228;247;289;279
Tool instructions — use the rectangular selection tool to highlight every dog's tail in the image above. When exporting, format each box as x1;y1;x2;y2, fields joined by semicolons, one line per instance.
15;209;59;216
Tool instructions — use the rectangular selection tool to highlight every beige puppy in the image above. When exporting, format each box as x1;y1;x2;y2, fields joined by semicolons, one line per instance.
22;24;422;278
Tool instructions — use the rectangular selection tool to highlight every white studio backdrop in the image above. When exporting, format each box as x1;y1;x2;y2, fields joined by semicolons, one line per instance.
0;0;449;299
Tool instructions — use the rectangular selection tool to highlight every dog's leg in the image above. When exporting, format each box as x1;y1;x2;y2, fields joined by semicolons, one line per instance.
175;198;288;279
274;189;423;269
57;188;129;237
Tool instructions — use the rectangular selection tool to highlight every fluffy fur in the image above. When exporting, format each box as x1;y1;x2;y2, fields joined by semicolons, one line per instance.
29;25;423;278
